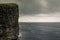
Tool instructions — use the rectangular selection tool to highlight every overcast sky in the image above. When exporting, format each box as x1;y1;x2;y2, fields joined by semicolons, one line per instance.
0;0;60;22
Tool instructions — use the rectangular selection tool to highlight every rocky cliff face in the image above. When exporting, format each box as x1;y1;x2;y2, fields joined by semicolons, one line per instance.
0;3;19;40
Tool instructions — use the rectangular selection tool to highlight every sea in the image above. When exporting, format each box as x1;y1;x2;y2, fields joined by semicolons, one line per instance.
18;22;60;40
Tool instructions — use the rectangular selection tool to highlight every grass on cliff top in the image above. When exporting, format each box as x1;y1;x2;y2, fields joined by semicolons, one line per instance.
0;3;18;7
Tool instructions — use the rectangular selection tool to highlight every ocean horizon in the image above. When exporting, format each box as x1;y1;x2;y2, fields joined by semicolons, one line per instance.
19;22;60;40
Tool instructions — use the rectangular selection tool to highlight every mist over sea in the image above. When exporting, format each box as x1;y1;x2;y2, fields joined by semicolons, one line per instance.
18;22;60;40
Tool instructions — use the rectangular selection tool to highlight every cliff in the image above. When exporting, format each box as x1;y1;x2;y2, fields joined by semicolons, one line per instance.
0;3;19;40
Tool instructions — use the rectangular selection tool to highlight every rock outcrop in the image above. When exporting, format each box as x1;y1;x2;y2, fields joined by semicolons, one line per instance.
0;3;19;40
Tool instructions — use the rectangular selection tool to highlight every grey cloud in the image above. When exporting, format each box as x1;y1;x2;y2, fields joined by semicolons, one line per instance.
20;0;42;16
20;0;60;16
47;0;60;12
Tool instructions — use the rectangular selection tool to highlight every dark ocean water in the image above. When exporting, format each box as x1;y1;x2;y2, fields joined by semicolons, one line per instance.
19;22;60;40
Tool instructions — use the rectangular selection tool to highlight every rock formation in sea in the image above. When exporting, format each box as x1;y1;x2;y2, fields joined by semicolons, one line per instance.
0;3;19;40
